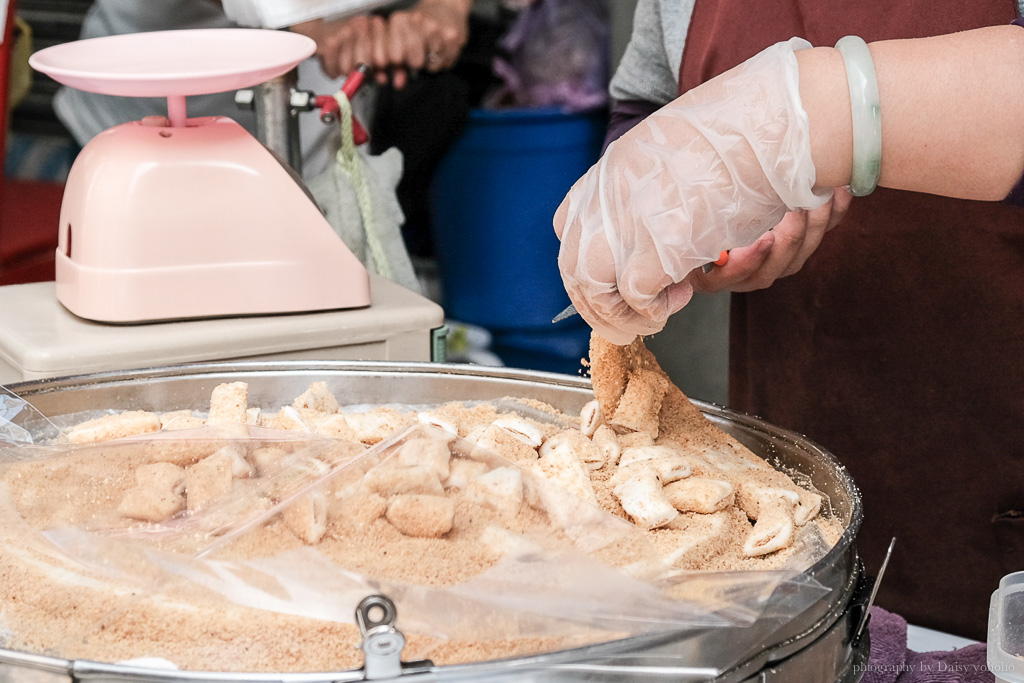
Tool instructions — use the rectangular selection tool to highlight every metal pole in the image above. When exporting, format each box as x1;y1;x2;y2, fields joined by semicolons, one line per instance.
252;68;303;175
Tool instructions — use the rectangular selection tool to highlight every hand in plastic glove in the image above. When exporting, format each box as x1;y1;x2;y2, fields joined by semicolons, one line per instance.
690;187;852;293
554;38;833;345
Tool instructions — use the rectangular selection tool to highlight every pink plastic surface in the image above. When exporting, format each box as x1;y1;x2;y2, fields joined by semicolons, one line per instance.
55;117;371;322
28;29;315;98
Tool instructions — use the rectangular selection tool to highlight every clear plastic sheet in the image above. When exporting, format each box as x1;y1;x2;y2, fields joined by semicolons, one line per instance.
0;386;61;447
0;394;834;672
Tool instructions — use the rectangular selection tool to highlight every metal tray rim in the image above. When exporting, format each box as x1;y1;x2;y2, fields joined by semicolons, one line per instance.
0;360;864;681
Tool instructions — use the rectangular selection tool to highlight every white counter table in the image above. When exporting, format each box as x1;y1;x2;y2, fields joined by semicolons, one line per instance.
0;274;445;383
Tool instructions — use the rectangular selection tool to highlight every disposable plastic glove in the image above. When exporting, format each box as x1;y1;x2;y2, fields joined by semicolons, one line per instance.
554;38;833;345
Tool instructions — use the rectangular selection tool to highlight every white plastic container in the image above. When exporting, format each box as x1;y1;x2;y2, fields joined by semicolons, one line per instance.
222;0;392;28
0;275;445;383
988;571;1024;683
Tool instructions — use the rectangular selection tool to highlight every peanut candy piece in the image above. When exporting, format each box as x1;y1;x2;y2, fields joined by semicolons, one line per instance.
664;478;734;514
444;458;490;490
292;381;340;418
208;382;248;427
469;424;538;465
282;491;329;545
385;494;455;538
118;488;185;523
362;464;445;497
465;466;523;518
396;437;452;480
334;490;388;527
135;462;186;496
259;406;312;432
533;440;597;505
343;409;414;445
185;451;235;512
610;368;669;437
314;413;359;441
67;411;161;444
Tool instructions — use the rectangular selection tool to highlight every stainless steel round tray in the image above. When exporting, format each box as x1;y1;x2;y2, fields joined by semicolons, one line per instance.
0;361;865;683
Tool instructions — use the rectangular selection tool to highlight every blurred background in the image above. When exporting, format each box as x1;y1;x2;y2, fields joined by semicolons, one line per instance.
1;0;729;404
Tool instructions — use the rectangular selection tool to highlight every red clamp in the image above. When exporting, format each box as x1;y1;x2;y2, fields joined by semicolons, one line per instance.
315;64;370;146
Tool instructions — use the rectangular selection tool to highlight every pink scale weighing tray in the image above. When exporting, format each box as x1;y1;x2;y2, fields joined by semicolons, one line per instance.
29;29;371;323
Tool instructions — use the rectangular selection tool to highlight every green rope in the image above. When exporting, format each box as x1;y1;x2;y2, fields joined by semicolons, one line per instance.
333;90;392;280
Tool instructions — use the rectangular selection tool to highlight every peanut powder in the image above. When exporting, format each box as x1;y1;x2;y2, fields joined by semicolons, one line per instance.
0;344;845;673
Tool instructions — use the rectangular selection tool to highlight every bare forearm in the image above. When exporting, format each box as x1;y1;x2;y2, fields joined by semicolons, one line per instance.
799;25;1024;200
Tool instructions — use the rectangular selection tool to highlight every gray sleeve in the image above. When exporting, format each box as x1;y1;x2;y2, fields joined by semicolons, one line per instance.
53;0;250;144
608;0;696;106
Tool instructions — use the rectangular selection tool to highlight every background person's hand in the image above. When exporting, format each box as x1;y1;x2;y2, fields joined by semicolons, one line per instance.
554;39;833;345
689;187;852;293
291;15;389;80
383;0;470;88
294;1;469;88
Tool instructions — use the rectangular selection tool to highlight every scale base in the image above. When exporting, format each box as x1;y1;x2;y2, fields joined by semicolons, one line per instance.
56;116;370;323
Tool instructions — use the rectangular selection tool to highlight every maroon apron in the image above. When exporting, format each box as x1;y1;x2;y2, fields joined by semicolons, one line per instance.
679;0;1024;639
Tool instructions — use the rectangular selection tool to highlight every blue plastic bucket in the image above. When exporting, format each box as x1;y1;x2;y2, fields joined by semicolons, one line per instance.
430;106;605;332
491;320;592;375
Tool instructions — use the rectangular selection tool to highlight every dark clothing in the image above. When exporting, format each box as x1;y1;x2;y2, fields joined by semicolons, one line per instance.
603;99;658;153
370;12;513;257
677;0;1022;640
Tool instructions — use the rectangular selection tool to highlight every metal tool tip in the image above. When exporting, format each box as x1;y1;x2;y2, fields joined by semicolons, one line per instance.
551;304;578;324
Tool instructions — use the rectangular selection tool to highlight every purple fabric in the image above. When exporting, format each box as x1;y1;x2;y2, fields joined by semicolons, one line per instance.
487;0;609;112
602;99;660;153
862;607;995;683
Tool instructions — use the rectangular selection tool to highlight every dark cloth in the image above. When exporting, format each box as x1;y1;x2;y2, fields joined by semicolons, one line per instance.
370;71;471;257
679;0;1024;640
1007;174;1024;206
603;99;659;153
863;607;994;683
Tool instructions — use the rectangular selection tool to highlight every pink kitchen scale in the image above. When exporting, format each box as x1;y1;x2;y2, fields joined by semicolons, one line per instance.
28;29;371;323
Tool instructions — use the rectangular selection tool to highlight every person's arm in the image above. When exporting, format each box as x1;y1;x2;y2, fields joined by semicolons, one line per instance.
554;25;1024;343
799;25;1024;201
690;24;1024;295
555;39;829;343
